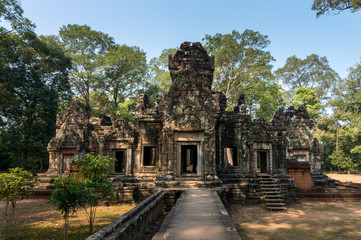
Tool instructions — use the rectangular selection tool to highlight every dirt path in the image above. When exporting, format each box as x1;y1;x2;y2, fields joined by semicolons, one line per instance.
326;173;361;183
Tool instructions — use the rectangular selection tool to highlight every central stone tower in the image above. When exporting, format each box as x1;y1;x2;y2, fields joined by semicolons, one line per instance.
154;42;225;179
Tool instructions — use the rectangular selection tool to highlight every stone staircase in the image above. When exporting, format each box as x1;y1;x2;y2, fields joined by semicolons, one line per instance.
35;171;65;189
174;173;204;188
257;173;287;211
156;173;222;188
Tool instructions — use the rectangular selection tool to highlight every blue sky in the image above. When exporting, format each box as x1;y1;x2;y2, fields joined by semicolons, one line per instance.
21;0;361;78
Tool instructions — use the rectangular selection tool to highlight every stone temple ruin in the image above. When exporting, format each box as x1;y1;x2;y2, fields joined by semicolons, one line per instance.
45;42;323;205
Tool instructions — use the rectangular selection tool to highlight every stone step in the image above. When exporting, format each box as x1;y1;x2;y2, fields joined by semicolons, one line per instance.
265;198;285;202
262;190;281;193
261;187;278;190
175;177;203;181
264;193;282;197
257;174;287;211
267;202;285;206
38;177;52;183
259;180;276;183
268;206;287;211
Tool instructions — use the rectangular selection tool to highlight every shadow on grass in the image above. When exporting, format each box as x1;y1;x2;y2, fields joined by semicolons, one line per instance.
235;224;252;240
0;199;135;240
229;202;361;240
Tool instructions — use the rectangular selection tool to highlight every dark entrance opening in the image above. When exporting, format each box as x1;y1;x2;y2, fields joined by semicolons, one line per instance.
181;145;197;173
143;146;156;166
257;151;267;173
115;150;126;173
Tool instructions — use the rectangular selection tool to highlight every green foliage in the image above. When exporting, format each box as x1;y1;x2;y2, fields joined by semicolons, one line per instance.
93;44;147;119
49;174;89;216
0;30;71;169
293;87;322;119
275;54;339;102
54;24;114;118
0;0;72;170
0;0;34;35
0;167;35;206
312;0;361;17
203;29;284;119
319;62;361;173
148;48;178;92
0;167;36;239
73;154;116;235
329;150;359;173
49;154;116;238
48;24;148;120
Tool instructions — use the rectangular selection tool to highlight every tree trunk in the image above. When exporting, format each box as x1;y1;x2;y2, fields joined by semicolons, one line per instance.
85;98;91;120
40;157;43;170
64;213;69;240
4;203;9;240
21;150;28;169
88;205;97;235
89;217;93;235
336;126;340;173
336;126;339;152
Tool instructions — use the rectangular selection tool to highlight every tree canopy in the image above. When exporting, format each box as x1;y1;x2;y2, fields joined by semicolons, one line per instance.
0;0;34;35
292;87;322;119
0;22;71;169
203;29;285;120
312;0;361;17
148;47;177;92
275;54;339;102
54;24;114;118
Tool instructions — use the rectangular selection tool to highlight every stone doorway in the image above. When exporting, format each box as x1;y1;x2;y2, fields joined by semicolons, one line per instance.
181;145;198;174
257;151;268;173
115;150;126;173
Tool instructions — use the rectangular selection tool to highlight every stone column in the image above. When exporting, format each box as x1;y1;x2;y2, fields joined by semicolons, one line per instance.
168;137;174;176
47;149;59;173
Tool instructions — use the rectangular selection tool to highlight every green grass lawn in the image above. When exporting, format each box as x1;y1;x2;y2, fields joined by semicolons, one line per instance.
230;201;361;240
0;199;135;240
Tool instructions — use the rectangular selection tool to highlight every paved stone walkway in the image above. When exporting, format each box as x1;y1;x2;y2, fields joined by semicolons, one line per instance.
152;189;241;240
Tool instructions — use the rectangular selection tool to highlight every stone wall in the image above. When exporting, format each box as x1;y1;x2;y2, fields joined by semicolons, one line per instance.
86;191;165;240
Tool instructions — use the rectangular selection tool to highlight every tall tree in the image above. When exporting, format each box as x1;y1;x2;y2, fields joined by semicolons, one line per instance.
275;54;339;102
292;87;322;119
203;30;284;119
94;44;147;119
1;1;73;170
325;62;361;173
312;0;361;17
0;28;71;169
55;24;115;118
148;47;177;92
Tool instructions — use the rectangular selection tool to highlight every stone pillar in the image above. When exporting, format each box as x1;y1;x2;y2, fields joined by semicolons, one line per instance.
168;137;174;176
161;135;168;175
98;138;105;155
47;149;59;173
